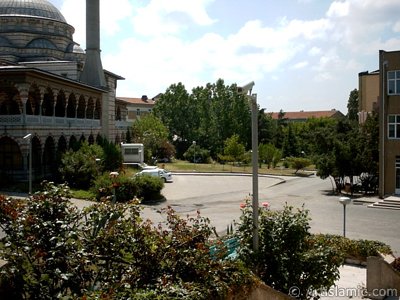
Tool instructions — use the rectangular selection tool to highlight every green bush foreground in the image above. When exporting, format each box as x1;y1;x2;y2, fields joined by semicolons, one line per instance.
0;182;256;299
0;183;392;299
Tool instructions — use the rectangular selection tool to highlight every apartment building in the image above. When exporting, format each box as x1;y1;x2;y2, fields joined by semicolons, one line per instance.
379;50;400;196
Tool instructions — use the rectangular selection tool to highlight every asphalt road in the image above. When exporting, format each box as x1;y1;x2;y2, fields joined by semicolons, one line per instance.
142;173;400;255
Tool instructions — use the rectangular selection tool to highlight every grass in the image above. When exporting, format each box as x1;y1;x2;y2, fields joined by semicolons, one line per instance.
70;189;95;200
151;159;315;177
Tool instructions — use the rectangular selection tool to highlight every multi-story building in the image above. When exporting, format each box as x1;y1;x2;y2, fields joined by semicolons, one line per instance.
0;0;129;183
269;109;344;122
117;95;157;123
379;50;400;197
358;70;379;123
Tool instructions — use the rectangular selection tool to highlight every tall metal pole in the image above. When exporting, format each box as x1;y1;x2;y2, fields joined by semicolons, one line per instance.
339;197;350;238
251;94;259;251
343;204;346;237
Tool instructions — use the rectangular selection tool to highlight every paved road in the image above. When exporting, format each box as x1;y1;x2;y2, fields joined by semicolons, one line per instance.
142;173;400;255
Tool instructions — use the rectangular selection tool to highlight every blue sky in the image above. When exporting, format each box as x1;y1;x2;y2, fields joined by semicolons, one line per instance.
53;0;400;113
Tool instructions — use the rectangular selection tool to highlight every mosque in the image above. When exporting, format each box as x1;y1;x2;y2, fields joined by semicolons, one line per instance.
0;0;130;183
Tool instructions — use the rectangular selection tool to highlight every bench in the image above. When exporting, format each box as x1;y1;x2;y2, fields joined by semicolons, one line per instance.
209;237;239;260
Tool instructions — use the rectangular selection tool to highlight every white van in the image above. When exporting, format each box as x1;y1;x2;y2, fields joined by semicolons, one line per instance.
136;168;173;182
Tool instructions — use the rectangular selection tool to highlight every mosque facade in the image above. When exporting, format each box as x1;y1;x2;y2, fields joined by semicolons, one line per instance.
0;0;129;184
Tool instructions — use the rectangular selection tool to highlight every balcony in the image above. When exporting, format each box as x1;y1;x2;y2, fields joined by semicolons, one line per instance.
0;115;101;128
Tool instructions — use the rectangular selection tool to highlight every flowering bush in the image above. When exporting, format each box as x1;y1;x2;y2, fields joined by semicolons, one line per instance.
235;200;343;300
0;182;256;299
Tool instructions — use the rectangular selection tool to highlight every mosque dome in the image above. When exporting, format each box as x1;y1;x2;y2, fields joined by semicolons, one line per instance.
0;0;67;23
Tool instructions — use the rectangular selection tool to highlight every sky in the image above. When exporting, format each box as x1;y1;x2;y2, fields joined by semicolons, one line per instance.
52;0;400;113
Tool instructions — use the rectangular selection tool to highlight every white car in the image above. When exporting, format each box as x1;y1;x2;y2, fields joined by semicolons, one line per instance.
136;168;173;183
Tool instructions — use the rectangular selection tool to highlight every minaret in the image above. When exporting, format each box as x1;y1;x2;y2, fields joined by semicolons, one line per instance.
80;0;107;88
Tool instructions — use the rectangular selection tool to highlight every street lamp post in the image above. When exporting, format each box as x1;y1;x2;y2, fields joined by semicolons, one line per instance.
238;81;259;252
339;197;351;237
192;141;196;169
250;93;259;251
23;133;32;194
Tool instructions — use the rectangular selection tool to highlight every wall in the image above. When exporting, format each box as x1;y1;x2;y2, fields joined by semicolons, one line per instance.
367;255;400;299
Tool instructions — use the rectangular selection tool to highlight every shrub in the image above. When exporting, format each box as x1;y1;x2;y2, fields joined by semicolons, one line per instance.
59;141;104;189
92;172;139;202
183;144;211;163
133;174;164;203
92;173;165;203
0;182;257;299
0;182;83;298
235;201;342;300
97;137;123;171
310;234;391;262
287;157;312;174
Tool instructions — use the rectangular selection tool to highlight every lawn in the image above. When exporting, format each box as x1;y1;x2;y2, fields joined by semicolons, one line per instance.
151;159;315;177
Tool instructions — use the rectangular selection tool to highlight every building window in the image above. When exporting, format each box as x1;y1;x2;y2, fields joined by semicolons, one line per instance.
125;148;139;155
136;109;141;116
388;115;400;139
388;71;400;95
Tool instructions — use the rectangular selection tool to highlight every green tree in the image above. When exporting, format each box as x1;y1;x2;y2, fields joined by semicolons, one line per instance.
131;114;169;163
125;127;132;143
287;157;312;174
314;119;367;192
221;134;245;163
154;79;252;159
274;109;287;149
153;83;196;157
259;143;280;168
282;123;299;158
59;141;104;189
183;143;211;163
258;110;276;145
347;88;359;121
97;138;123;171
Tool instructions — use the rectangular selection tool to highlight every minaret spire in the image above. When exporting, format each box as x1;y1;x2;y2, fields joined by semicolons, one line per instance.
80;0;107;88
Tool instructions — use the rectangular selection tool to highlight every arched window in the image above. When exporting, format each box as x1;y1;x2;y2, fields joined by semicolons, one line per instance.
0;137;23;170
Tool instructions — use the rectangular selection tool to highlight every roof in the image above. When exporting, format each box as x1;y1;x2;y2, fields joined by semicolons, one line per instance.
117;96;156;106
0;0;67;23
269;109;344;121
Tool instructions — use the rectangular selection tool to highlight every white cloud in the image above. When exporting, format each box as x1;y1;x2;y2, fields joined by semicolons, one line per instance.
324;0;400;52
132;0;216;37
56;0;400;112
326;1;349;18
60;0;133;48
393;21;400;33
308;47;321;56
291;61;309;70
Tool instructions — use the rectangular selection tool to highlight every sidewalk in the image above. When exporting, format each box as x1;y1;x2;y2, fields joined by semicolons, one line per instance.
320;264;366;300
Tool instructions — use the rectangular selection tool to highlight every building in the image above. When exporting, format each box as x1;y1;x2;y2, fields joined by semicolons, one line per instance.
379;50;400;196
0;0;129;183
358;70;379;123
117;95;156;123
269;109;344;122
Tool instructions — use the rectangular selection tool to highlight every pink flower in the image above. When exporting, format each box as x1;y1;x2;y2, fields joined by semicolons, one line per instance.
240;203;246;209
262;202;270;209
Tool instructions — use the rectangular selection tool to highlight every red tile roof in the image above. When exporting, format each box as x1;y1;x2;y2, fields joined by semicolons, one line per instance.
117;96;155;106
269;109;344;120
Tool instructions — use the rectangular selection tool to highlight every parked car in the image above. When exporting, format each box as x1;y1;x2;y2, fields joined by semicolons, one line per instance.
140;165;158;170
136;168;173;183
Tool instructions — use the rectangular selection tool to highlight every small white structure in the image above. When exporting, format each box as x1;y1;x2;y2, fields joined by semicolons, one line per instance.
121;143;144;164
